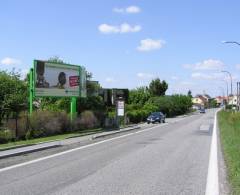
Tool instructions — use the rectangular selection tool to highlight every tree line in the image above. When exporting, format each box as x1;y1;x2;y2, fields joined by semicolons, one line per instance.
0;57;193;143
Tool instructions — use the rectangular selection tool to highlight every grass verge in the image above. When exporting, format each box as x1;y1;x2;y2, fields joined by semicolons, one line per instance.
218;111;240;194
0;128;103;150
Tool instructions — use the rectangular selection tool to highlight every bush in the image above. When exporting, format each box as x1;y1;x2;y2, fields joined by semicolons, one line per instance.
147;95;192;117
127;110;148;123
0;129;12;144
73;110;99;130
27;111;70;139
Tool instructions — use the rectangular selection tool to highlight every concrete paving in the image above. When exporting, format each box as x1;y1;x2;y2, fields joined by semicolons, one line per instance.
0;110;216;195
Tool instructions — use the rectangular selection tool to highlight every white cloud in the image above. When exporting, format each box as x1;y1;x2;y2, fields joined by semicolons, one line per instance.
105;77;116;83
126;6;141;13
137;39;165;52
1;57;21;66
137;72;154;79
183;59;225;70
98;23;141;34
179;81;195;86
171;76;179;80
113;8;125;13
113;6;141;14
191;72;224;80
236;64;240;70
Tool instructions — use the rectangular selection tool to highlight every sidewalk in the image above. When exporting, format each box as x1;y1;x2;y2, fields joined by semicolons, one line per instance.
0;125;141;159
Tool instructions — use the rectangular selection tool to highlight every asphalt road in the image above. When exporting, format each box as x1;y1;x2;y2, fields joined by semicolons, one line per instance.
0;110;215;195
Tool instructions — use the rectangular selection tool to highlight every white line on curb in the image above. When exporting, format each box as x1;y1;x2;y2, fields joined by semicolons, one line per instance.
205;110;219;195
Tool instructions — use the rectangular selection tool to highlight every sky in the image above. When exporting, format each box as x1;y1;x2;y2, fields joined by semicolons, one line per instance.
1;0;240;97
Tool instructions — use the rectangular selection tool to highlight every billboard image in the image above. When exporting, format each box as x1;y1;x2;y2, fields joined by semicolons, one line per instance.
34;60;83;97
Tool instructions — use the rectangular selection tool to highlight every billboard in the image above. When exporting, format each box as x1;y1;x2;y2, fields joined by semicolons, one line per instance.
34;60;86;97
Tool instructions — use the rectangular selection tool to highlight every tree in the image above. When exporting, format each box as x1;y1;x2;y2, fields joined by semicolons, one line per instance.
209;99;218;108
129;87;151;106
0;70;27;128
187;90;192;98
48;56;64;64
148;78;168;96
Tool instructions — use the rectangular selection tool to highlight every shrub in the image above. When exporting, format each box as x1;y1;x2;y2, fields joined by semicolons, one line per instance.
0;129;12;144
127;110;149;123
147;95;192;117
73;110;99;130
27;110;70;139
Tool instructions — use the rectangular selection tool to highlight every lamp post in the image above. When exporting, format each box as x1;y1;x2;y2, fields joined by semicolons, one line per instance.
222;41;240;46
222;41;239;109
221;70;232;96
221;80;229;103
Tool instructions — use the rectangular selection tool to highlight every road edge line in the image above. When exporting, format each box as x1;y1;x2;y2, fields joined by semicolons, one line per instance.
205;110;220;195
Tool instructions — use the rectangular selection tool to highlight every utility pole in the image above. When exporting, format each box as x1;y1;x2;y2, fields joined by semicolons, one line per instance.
237;82;240;111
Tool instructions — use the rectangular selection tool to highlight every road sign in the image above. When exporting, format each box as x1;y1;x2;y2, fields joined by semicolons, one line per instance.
117;100;125;116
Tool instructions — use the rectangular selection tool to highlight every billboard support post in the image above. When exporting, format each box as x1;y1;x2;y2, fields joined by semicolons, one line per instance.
70;97;77;122
29;68;34;116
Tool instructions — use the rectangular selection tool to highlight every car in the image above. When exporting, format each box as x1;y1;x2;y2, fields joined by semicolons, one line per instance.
147;112;166;124
199;108;205;113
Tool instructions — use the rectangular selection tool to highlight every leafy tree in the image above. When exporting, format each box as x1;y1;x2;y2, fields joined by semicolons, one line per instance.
187;90;192;98
209;99;218;108
148;78;168;96
0;70;27;126
129;87;150;106
48;56;64;64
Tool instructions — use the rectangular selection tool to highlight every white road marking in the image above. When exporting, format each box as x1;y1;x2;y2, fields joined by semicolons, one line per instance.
205;110;220;195
0;114;197;173
0;123;168;173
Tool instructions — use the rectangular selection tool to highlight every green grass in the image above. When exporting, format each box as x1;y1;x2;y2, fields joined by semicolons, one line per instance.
218;111;240;194
0;128;103;150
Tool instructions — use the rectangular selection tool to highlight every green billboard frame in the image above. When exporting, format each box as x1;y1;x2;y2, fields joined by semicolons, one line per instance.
29;60;86;121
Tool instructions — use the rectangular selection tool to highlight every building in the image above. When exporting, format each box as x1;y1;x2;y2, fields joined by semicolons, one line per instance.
228;95;238;106
192;94;210;108
214;96;228;106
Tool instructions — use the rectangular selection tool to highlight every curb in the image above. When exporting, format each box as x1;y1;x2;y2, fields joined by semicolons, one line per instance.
0;143;61;159
91;126;141;140
0;144;36;152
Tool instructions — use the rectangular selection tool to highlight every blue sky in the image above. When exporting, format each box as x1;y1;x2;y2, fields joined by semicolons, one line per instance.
1;0;240;97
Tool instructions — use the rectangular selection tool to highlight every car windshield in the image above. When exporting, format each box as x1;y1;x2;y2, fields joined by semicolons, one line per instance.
151;112;160;116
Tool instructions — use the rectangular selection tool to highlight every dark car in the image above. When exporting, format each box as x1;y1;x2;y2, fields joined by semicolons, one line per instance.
199;108;206;113
147;112;166;124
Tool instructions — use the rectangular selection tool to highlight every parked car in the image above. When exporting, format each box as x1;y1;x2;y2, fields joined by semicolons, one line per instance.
147;112;166;124
199;108;205;113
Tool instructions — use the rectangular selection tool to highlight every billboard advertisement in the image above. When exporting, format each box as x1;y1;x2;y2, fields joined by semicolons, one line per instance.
34;60;85;97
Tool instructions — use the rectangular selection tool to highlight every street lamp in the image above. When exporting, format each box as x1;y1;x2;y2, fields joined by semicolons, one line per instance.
221;80;229;100
222;40;239;109
221;70;232;96
222;41;240;46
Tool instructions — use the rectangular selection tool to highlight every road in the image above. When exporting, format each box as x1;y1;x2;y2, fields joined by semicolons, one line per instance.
0;110;215;195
